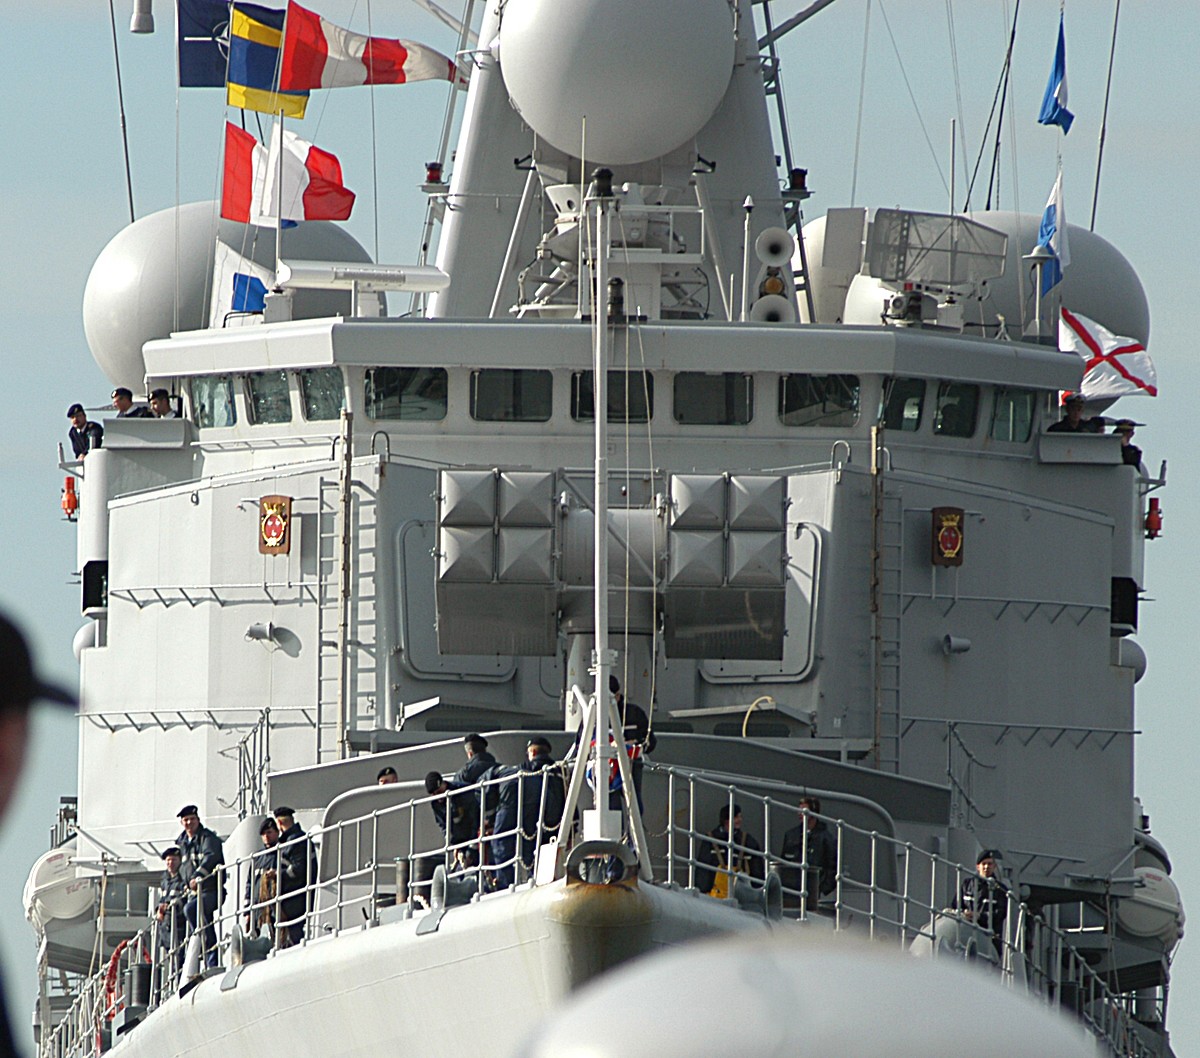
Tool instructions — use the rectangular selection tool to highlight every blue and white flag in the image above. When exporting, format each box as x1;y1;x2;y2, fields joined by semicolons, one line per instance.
232;272;269;312
210;241;274;327
1036;171;1069;294
1038;14;1074;133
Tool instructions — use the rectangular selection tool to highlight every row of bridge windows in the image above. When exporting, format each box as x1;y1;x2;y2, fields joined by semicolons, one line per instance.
187;368;1037;444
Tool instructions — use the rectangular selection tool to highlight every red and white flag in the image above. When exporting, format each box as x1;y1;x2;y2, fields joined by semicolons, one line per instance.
1058;307;1157;401
221;122;355;225
279;1;459;90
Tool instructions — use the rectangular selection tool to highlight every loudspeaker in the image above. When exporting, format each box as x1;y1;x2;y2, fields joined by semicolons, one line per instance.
755;226;795;267
749;294;797;323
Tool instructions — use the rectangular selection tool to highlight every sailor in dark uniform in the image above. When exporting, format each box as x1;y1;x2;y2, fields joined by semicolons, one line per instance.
955;849;1009;950
518;737;566;874
155;847;189;968
67;403;103;458
176;804;225;968
1047;394;1103;433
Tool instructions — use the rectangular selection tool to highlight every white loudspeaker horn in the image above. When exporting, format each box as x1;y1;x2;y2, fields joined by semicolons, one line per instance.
754;227;795;267
749;294;797;323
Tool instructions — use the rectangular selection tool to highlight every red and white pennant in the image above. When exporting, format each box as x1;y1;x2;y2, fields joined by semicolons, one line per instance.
1058;307;1157;401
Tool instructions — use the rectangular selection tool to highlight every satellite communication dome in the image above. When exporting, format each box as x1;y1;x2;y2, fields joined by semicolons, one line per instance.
82;201;373;389
497;0;736;166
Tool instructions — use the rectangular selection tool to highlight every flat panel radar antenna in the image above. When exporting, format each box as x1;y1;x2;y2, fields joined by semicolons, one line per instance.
866;209;1008;288
497;0;736;165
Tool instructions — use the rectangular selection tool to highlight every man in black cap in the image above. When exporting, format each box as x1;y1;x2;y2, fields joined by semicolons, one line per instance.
424;771;480;869
243;818;280;938
694;804;764;897
155;847;188;971
955;849;1009;952
454;733;497;787
376;765;399;785
67;403;103;458
149;389;178;419
1047;393;1103;433
1113;419;1145;470
176;804;225;968
778;795;837;910
0;612;76;1058
272;807;317;947
112;386;152;418
519;737;566;875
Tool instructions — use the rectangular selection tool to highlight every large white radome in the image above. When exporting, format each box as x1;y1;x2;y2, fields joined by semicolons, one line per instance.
83;202;372;389
498;0;735;166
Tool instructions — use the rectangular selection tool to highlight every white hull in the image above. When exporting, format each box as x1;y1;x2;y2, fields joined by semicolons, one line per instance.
108;880;774;1057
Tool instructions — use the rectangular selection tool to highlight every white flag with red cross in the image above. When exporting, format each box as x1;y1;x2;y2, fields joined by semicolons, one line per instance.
1058;308;1157;401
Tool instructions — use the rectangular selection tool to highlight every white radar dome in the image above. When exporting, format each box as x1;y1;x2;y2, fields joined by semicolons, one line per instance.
498;0;735;166
83;201;373;390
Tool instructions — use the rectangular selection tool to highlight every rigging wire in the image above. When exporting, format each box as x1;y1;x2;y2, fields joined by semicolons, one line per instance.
1090;0;1122;231
366;0;381;263
944;0;970;210
876;0;949;197
849;0;872;207
969;0;1017;212
1001;0;1026;333
105;0;136;225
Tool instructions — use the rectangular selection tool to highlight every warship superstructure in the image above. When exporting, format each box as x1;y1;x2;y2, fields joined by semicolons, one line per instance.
23;0;1183;1055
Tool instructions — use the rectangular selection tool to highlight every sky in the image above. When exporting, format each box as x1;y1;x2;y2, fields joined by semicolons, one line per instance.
1;1;1197;1055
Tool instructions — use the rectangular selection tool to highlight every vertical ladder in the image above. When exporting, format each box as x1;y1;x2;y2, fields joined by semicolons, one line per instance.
314;444;381;764
870;428;904;773
315;474;342;762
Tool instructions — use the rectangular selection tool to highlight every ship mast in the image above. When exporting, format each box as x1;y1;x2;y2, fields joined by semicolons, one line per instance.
585;170;620;842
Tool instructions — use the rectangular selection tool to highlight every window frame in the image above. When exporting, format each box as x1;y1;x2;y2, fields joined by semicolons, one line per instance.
469;368;553;423
571;369;654;423
364;366;449;422
672;371;754;426
189;374;238;429
244;370;293;426
298;367;347;422
777;373;861;428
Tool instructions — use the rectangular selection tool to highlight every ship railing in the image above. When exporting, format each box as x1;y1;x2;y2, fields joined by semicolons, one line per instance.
654;763;969;939
652;764;1157;1058
39;925;159;1058
41;767;1153;1058
223;764;569;951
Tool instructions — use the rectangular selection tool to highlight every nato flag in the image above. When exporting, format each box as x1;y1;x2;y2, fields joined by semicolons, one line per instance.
178;0;230;87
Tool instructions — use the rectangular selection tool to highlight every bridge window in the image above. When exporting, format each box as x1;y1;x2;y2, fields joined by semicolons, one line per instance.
246;370;292;424
571;370;654;423
190;375;237;428
933;382;979;437
990;388;1035;443
880;377;924;431
674;372;753;425
299;368;346;421
778;374;860;427
470;369;552;422
365;367;448;421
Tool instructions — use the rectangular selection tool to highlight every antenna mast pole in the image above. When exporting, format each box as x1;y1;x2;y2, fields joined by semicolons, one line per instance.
585;170;620;842
1090;0;1122;231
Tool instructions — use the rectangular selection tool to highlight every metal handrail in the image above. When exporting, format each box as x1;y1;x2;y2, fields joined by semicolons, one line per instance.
40;764;1159;1058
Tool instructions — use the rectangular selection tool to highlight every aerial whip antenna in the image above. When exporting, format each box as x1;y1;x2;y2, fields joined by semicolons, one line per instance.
106;0;137;223
1090;0;1122;230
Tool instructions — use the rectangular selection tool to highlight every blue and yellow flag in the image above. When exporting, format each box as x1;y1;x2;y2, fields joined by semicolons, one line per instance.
227;3;309;118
